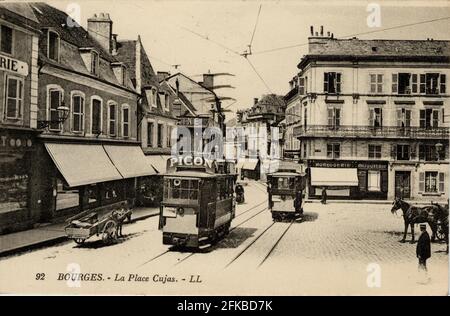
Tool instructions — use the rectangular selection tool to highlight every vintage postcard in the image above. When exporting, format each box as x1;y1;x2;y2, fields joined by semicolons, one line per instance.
0;0;448;297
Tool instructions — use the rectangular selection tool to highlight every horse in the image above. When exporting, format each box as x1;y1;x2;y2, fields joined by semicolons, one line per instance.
430;201;449;253
390;198;439;243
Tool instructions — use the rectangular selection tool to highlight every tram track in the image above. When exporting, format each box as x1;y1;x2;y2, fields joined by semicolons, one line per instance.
139;198;269;268
224;219;295;269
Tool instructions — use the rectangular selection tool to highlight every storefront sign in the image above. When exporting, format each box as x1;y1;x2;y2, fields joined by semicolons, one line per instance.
0;135;33;150
309;160;388;170
0;53;29;76
169;156;213;169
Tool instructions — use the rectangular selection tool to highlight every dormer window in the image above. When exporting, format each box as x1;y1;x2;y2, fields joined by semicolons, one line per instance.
121;65;127;85
48;31;60;62
91;51;99;75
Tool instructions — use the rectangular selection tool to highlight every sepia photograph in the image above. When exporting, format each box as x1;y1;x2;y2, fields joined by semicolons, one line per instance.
0;0;448;298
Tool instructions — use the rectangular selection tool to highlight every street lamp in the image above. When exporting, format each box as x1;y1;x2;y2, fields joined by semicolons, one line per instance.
38;102;70;129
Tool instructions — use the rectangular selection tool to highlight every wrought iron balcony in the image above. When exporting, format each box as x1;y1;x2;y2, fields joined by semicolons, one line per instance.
293;125;450;139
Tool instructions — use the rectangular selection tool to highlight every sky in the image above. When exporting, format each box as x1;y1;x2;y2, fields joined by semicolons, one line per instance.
45;0;450;120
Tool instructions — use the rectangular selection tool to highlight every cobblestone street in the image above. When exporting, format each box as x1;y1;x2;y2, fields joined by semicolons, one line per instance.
0;181;447;295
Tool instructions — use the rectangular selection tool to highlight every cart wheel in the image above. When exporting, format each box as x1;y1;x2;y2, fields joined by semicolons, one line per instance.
436;225;446;241
102;220;118;244
75;239;85;245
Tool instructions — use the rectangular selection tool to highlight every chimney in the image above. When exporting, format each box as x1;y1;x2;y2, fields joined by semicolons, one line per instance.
310;26;314;36
320;25;324;36
157;71;170;82
202;73;214;90
253;98;259;105
87;13;113;53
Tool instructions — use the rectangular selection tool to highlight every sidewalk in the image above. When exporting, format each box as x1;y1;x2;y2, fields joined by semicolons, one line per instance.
0;206;159;257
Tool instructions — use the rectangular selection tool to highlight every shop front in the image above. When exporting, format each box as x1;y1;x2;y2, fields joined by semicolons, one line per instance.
39;141;156;221
308;160;388;200
0;128;39;233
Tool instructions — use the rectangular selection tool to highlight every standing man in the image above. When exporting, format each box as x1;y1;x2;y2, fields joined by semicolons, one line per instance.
416;224;431;284
321;187;327;204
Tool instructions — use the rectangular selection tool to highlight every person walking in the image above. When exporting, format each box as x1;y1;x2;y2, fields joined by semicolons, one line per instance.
416;224;431;284
321;187;327;205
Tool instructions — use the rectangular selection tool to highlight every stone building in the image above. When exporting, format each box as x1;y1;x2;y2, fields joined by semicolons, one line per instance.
287;26;449;200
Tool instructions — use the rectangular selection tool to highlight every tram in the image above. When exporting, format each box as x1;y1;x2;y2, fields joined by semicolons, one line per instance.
267;170;307;221
159;157;237;249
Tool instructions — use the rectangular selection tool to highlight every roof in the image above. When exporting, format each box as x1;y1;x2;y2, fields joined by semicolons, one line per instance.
268;172;306;177
164;170;217;178
299;37;450;68
30;3;116;63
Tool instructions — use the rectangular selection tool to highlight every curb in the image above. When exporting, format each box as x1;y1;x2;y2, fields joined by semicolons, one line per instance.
0;212;159;258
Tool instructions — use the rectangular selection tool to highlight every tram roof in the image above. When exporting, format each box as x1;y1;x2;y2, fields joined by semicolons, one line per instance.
164;170;227;178
268;172;306;177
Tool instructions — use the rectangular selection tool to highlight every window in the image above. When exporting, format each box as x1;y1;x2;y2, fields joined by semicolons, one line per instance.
392;73;412;94
327;143;340;159
48;88;62;131
108;102;117;136
91;51;99;75
368;145;381;159
425;73;439;95
121;65;127;85
5;76;23;120
1;25;13;54
420;109;439;128
71;93;84;132
324;72;341;94
369;108;383;127
396;108;411;128
299;77;305;95
152;88;157;107
370;74;383;93
147;121;154;147
164;178;199;201
166;125;172;147
304;107;308;128
91;97;102;135
55;178;79;211
419;144;444;161
396;144;410;161
425;172;438;193
122;105;129;138
157;123;164;147
48;31;60;62
367;170;381;191
327;107;341;128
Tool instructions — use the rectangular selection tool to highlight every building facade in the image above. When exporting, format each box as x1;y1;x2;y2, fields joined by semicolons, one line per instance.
30;5;153;225
0;3;41;233
288;27;449;200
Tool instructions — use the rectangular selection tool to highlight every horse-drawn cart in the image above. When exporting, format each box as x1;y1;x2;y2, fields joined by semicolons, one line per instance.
65;203;132;245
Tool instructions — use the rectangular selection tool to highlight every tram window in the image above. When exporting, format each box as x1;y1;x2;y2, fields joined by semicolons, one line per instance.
165;178;199;201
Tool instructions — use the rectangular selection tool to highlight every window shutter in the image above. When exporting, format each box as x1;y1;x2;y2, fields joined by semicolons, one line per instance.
440;74;446;94
380;108;383;127
419;110;426;128
327;108;333;126
369;109;374;126
324;72;329;93
412;74;418;93
419;172;425;192
418;144;424;160
410;144;417;159
392;74;398;93
439;173;445;192
299;77;305;95
391;144;397;159
396;109;402;127
405;110;411;127
335;108;341;126
432;110;439;127
336;73;342;93
381;170;388;192
420;74;426;93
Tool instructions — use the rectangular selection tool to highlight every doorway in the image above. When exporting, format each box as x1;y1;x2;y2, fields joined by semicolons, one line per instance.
395;171;411;199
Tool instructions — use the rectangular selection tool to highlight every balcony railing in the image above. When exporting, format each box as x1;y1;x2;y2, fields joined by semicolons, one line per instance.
293;125;450;139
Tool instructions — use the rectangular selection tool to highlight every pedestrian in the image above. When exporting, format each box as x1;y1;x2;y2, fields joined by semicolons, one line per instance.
416;224;431;284
321;187;327;205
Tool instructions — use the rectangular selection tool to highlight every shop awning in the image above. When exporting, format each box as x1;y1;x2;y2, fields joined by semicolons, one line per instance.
310;167;358;186
45;143;123;187
103;145;156;178
147;155;170;174
242;159;259;170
